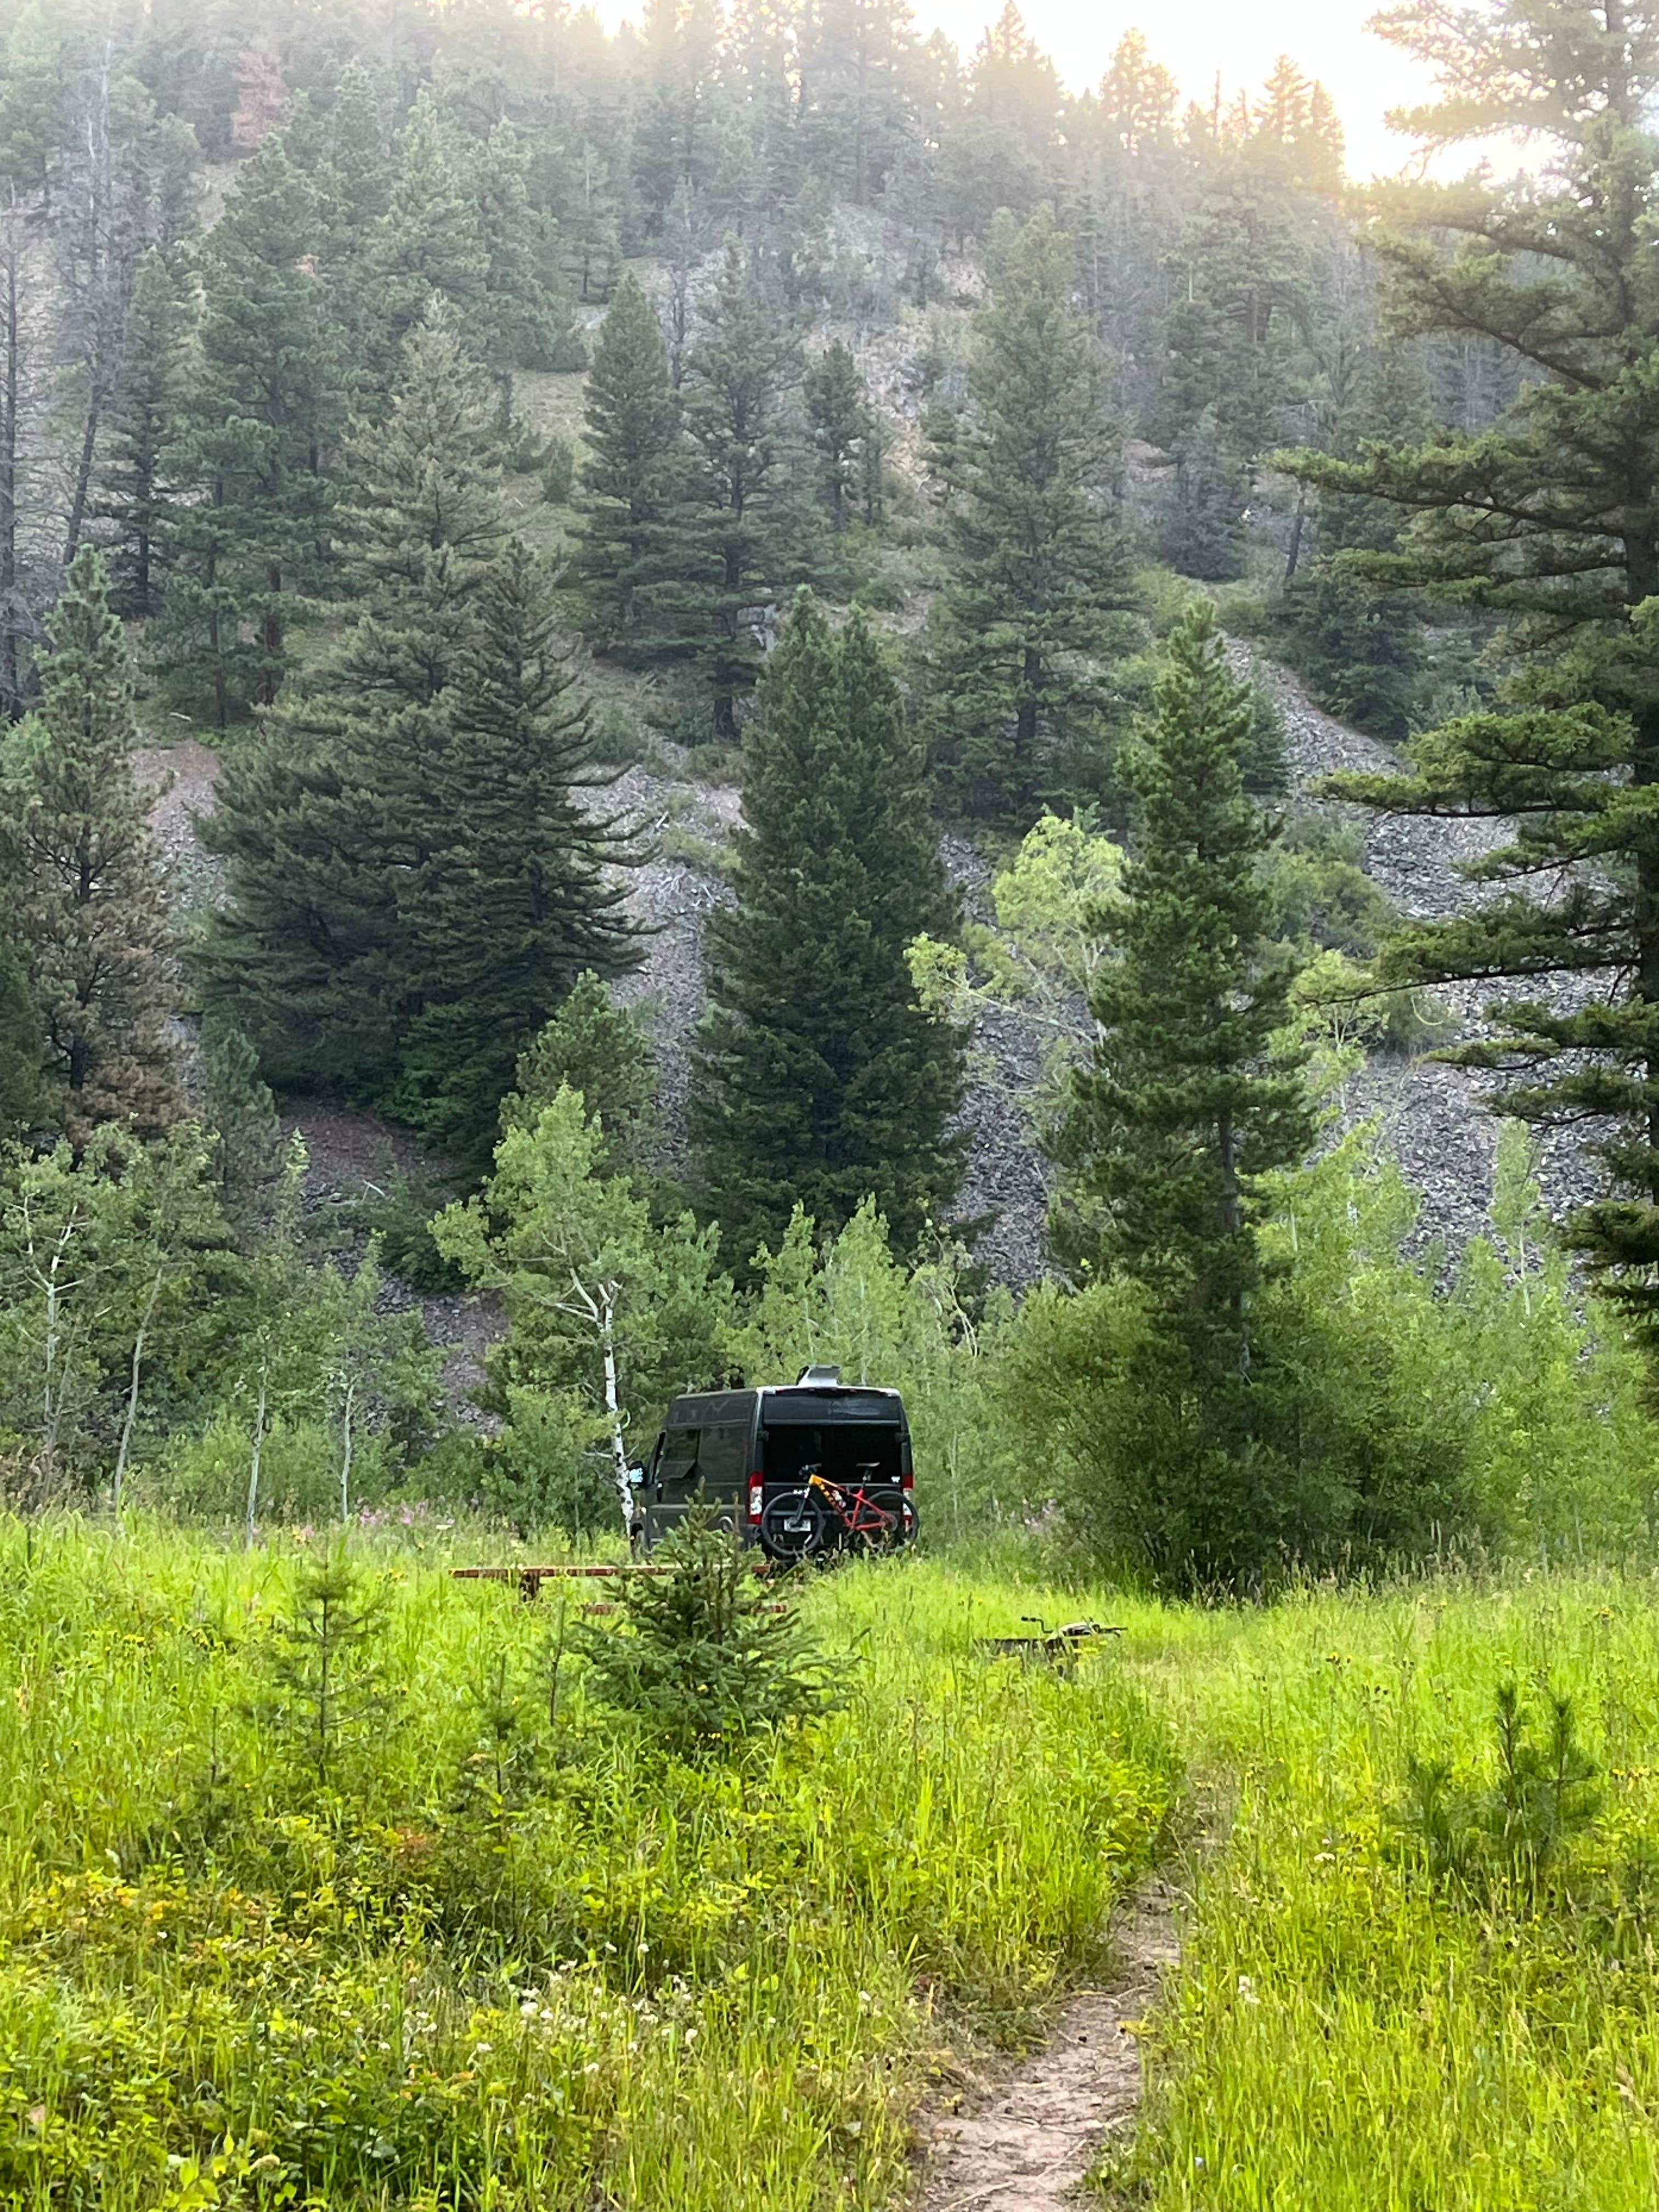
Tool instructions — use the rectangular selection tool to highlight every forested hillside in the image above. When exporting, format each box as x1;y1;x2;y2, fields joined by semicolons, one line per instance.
2;0;1658;1583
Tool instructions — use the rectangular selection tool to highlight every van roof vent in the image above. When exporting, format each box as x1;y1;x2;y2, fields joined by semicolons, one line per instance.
796;1363;842;1386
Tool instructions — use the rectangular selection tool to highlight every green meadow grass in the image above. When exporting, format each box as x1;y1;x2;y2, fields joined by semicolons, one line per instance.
0;1523;1173;2210
6;1527;1659;2209
1108;1571;1659;2210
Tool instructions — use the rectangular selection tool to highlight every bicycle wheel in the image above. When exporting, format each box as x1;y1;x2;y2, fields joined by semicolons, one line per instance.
849;1488;913;1555
759;1488;827;1564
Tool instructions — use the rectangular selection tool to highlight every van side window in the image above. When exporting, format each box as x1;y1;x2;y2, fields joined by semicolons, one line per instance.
696;1423;749;1497
659;1427;701;1485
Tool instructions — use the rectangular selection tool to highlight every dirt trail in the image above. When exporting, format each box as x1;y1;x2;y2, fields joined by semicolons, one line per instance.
912;1886;1180;2212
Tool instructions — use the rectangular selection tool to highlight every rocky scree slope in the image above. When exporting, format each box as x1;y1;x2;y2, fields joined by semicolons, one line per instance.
139;635;1594;1322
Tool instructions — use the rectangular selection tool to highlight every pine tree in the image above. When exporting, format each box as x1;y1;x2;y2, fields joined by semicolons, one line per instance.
1283;0;1659;1356
366;88;487;382
157;130;343;724
1159;405;1250;582
507;969;661;1179
391;540;643;1156
95;245;191;618
0;549;181;1141
200;315;640;1156
803;338;868;532
1100;28;1178;153
0;924;46;1137
1273;347;1431;740
1050;601;1311;1334
926;207;1135;819
574;271;708;663
471;119;584;406
682;241;808;739
573;1505;834;1760
201;1016;281;1233
1152;174;1318;464
286;60;393;375
0;2;65;209
196;306;507;1092
692;590;965;1268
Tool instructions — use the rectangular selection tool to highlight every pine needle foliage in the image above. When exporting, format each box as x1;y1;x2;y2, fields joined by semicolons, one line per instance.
1280;0;1659;1365
1051;599;1311;1336
199;311;638;1154
391;541;643;1155
1396;1679;1602;1903
262;1551;394;1795
926;207;1136;819
0;549;181;1142
681;240;807;739
94;246;191;619
574;1506;837;1763
574;270;707;663
506;970;660;1179
156;130;343;723
692;589;965;1270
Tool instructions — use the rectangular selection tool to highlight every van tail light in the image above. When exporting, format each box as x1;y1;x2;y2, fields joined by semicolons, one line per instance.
900;1466;913;1494
747;1475;764;1525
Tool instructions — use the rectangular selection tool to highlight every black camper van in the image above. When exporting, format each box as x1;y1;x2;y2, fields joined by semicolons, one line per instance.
636;1367;916;1562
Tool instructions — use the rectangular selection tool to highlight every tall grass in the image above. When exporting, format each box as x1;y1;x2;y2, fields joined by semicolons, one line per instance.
1107;1571;1659;2209
0;1521;1175;2210
12;1525;1657;2207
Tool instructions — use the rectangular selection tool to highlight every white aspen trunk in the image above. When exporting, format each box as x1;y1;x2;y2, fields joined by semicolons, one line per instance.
598;1284;634;1536
338;1376;356;1522
113;1267;162;1517
39;1215;80;1474
245;1371;268;1549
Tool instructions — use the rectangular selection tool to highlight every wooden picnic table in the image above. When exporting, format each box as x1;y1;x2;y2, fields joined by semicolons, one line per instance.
452;1564;672;1601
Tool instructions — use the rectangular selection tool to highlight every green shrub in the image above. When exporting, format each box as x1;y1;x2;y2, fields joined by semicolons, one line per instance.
354;1175;466;1290
502;415;552;473
588;698;653;765
852;565;906;612
481;1383;619;1538
1271;560;1426;741
147;1408;382;1525
574;1506;839;1760
1006;1137;1479;1585
540;435;575;505
661;824;736;878
258;1549;397;1793
1396;1679;1602;1900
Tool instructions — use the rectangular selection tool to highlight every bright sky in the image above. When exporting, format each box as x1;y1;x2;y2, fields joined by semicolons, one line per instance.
596;0;1451;182
917;0;1439;178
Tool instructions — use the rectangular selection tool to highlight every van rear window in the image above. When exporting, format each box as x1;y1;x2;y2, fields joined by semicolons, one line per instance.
762;1424;902;1483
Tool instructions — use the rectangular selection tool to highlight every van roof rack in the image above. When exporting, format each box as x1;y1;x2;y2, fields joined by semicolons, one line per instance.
795;1363;843;1385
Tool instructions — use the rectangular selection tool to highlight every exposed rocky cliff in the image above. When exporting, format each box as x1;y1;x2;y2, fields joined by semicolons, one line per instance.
138;626;1597;1311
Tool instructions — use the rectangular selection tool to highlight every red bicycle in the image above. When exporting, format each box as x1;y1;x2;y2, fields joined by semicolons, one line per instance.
759;1464;916;1564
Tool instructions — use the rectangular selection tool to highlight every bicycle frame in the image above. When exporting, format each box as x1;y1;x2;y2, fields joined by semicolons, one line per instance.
804;1469;902;1543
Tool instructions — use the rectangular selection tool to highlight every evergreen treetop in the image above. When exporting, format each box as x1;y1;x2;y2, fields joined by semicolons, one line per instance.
391;539;644;1156
95;245;191;619
196;307;507;1093
157;127;343;723
682;239;808;739
926;206;1136;819
692;588;966;1269
0;549;180;1142
1281;0;1659;1360
574;270;708;664
1051;598;1311;1338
